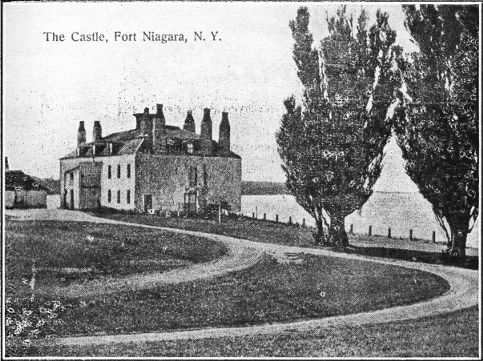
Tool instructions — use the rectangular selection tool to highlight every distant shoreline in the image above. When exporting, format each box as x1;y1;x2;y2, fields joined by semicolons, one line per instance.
40;179;419;196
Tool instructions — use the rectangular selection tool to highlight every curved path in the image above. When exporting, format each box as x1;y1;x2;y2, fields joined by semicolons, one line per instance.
6;209;479;346
6;209;263;299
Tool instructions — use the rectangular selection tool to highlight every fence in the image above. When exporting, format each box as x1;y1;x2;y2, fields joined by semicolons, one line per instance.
244;209;443;243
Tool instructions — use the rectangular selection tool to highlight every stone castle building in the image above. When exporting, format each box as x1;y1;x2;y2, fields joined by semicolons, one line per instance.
59;104;241;213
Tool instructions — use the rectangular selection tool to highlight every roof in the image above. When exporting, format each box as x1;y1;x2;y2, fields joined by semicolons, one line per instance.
60;125;240;159
5;170;49;191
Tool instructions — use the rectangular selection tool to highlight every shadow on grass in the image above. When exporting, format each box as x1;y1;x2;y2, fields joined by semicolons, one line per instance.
330;245;478;270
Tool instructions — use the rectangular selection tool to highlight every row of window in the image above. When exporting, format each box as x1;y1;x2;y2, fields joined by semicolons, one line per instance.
107;164;131;179
188;164;208;187
107;189;131;204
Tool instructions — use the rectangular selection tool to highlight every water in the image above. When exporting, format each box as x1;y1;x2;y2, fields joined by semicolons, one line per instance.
241;193;479;248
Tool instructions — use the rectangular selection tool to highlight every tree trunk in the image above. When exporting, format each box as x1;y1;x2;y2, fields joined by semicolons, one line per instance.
453;228;467;259
313;218;327;245
329;214;349;247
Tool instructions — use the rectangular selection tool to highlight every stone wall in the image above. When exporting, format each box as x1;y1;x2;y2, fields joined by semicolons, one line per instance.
135;154;241;213
79;162;102;209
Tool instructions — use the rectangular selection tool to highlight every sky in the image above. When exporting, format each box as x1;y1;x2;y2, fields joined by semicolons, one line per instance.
3;1;420;191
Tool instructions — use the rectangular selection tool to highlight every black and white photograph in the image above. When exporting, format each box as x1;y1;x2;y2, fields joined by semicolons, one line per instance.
1;0;481;358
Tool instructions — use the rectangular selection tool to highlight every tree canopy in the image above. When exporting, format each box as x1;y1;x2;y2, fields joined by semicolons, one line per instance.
395;4;479;257
277;6;401;245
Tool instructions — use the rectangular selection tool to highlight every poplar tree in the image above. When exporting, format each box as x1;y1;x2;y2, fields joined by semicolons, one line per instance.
277;7;400;245
395;5;479;258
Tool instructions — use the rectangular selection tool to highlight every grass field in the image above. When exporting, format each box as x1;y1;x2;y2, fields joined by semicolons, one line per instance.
5;218;449;339
37;306;479;357
48;253;448;337
97;211;478;269
5;220;227;297
5;214;477;358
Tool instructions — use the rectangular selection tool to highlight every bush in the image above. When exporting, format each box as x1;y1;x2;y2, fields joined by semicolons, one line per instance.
5;297;67;357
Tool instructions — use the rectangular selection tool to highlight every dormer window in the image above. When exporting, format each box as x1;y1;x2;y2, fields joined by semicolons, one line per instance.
109;142;113;154
187;143;194;154
92;145;96;156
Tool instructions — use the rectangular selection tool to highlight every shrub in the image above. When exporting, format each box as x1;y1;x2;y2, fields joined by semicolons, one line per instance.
5;297;67;357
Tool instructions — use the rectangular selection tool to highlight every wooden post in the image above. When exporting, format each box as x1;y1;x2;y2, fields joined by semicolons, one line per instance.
350;224;353;234
368;225;372;236
263;213;266;220
218;202;221;223
432;231;436;243
288;216;292;225
276;214;279;223
409;229;413;241
388;227;391;238
302;218;306;227
252;212;255;219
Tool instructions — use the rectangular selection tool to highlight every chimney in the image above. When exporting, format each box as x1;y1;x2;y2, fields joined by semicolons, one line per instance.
153;104;166;153
156;103;164;118
77;121;86;145
219;112;231;151
183;110;196;133
140;107;150;134
200;108;213;155
93;121;102;142
5;157;9;171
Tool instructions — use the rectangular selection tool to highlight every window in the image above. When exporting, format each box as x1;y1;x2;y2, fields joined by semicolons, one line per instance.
117;190;121;203
127;190;131;204
117;164;121;178
108;165;112;179
70;173;74;180
108;190;111;203
202;164;208;187
187;143;194;154
127;164;131;178
189;166;197;187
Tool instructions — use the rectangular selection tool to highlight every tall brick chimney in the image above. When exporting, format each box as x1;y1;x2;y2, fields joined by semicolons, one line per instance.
200;108;213;155
77;121;86;145
140;107;150;135
93;121;102;142
201;108;212;141
153;104;166;153
183;110;196;133
219;112;231;151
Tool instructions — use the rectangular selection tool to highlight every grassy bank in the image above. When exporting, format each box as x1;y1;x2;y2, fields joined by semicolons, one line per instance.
38;306;478;357
5;220;227;297
93;210;316;248
96;212;478;269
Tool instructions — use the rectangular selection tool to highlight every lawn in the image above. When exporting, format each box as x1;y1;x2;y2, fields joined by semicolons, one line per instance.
37;306;479;357
5;220;227;297
97;211;478;269
6;214;473;358
27;252;448;338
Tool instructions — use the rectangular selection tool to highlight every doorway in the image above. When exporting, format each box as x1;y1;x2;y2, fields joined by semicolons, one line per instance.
69;189;74;209
144;194;152;212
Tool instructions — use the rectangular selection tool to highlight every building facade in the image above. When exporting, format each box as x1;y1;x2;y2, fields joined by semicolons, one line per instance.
59;104;241;213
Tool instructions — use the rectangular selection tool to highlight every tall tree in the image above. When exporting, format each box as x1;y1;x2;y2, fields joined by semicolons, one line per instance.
277;7;400;245
395;5;479;258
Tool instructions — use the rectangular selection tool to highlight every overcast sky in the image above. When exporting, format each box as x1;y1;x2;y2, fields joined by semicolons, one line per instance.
3;1;421;191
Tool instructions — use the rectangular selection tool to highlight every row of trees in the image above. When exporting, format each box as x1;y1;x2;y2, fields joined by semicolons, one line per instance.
277;5;479;257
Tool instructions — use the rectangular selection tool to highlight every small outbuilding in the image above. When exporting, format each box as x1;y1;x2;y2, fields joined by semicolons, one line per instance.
5;159;48;209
